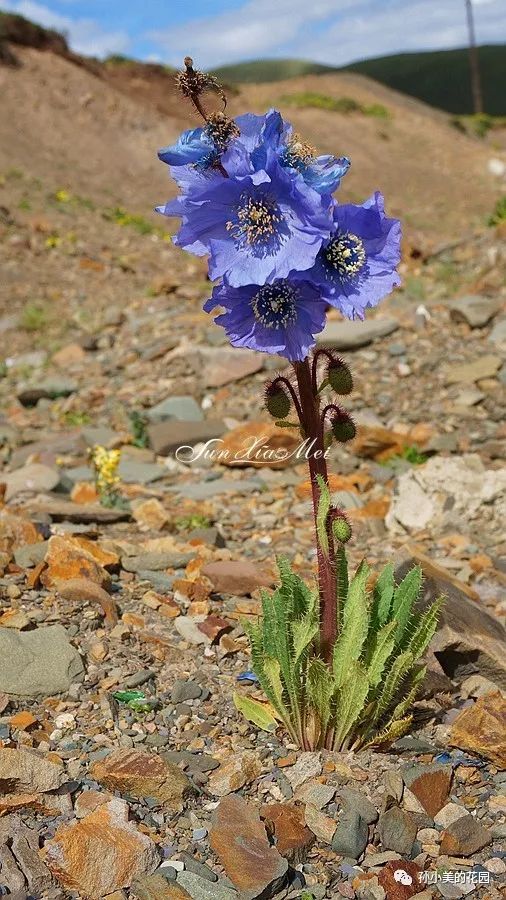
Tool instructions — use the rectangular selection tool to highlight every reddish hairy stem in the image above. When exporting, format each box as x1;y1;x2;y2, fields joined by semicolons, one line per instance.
293;359;337;663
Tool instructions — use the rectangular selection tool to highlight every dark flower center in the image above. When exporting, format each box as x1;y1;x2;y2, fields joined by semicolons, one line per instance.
251;283;298;329
323;231;366;280
227;192;284;252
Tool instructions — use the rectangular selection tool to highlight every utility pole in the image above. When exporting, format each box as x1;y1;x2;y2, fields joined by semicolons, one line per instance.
465;0;483;114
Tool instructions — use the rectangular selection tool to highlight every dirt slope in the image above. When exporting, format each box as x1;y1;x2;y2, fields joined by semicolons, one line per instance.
0;48;503;241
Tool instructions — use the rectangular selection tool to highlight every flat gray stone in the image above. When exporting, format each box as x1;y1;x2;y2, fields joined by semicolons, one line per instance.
339;787;378;824
0;625;84;698
445;354;502;384
317;317;399;350
122;551;196;572
331;809;368;859
147;396;203;423
18;377;77;406
177;872;237;899
148;420;226;456
377;806;417;855
3;464;60;501
448;295;503;328
489;318;506;347
169;478;263;500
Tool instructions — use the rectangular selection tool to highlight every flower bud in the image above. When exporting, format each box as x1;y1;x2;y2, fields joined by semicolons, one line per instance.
331;411;356;443
332;512;352;544
265;381;291;419
328;358;353;395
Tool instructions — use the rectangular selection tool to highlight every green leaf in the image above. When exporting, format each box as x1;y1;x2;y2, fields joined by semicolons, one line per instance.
372;562;395;627
405;597;444;658
315;474;331;558
366;620;397;687
333;560;370;688
333;661;369;748
233;692;277;732
363;714;413;749
307;657;336;733
392;566;422;643
373;649;414;723
335;545;348;633
263;657;290;719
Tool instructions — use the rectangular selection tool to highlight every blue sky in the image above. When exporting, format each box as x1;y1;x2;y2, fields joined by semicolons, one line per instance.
2;0;505;67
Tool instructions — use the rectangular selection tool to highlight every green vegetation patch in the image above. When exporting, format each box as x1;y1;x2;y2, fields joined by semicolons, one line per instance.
488;196;506;227
280;91;390;118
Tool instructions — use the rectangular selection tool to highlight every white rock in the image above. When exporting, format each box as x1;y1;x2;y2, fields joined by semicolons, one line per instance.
434;802;468;828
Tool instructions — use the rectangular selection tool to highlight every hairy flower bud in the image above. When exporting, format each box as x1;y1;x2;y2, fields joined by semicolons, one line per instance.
331;511;352;544
327;358;353;395
265;380;291;419
331;411;356;443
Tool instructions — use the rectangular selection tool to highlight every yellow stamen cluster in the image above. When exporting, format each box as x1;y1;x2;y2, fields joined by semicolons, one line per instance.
227;193;282;247
251;283;298;329
88;445;121;500
284;133;317;168
325;232;366;279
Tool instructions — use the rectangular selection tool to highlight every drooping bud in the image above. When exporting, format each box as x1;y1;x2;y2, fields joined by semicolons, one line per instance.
331;511;352;544
327;358;353;395
265;380;291;419
331;411;356;443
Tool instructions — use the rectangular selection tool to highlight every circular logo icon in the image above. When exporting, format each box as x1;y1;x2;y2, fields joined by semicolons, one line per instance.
393;868;413;886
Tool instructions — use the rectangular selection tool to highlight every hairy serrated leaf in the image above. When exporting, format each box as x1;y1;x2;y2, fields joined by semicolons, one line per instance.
335;545;348;633
362;714;413;749
371;562;395;627
404;597;444;658
333;661;369;749
233;692;277;732
332;560;370;687
392;565;422;643
373;649;414;723
366;620;397;687
307;657;336;733
390;665;426;722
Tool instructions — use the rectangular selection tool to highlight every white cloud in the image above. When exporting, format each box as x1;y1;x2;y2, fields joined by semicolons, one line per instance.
147;0;506;69
2;0;130;57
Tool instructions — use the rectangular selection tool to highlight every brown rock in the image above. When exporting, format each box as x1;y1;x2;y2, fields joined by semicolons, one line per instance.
202;560;273;596
0;608;30;629
133;499;169;531
395;551;506;688
52;343;86;368
210;794;288;900
207;750;262;797
9;710;38;730
75;789;112;818
0;747;65;793
377;860;423;900
304;803;337;844
260;802;315;863
449;691;506;767
218;420;300;469
90;748;193;809
41;797;159;898
203;348;263;388
440;813;492;856
30;497;130;523
402;763;452;817
131;874;191;900
351;424;407;461
197;615;232;643
41;535;111;590
0;512;42;552
70;482;99;504
57;577;118;624
0;790;72;817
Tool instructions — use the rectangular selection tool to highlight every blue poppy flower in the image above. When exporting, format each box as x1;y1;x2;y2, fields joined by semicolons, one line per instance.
306;192;402;319
225;109;350;196
157;160;332;287
204;277;328;361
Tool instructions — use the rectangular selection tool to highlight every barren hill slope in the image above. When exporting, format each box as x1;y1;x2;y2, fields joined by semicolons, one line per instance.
0;47;503;242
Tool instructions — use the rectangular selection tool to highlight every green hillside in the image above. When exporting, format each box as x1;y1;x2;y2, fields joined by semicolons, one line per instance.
211;45;506;116
211;58;337;83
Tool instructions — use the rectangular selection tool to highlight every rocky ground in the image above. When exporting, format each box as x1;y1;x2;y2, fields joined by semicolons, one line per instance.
0;160;505;900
